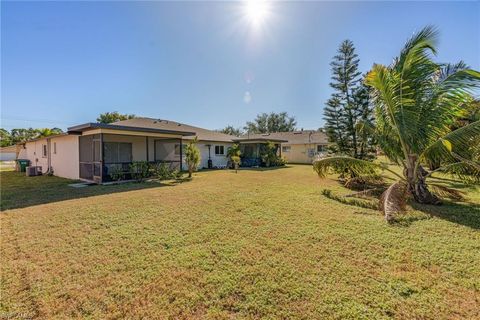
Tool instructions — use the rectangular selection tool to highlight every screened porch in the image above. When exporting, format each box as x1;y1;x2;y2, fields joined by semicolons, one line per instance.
79;133;183;183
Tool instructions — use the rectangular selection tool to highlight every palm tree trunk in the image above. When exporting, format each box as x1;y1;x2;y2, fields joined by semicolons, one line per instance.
405;155;441;204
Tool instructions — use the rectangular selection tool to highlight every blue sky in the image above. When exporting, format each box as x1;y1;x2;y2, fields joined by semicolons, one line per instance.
1;1;479;131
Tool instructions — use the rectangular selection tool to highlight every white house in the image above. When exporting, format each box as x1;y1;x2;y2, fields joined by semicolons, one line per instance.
18;117;237;183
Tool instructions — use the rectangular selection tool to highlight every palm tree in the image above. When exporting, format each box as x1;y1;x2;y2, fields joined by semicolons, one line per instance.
314;26;480;220
185;138;201;178
36;128;63;138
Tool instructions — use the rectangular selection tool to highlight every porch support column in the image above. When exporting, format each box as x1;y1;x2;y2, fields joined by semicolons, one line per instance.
179;138;183;171
146;136;149;162
100;133;104;183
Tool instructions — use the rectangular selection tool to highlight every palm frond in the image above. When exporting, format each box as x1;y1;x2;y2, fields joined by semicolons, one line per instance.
429;161;480;183
313;156;404;180
428;183;465;201
379;182;408;222
422;121;480;168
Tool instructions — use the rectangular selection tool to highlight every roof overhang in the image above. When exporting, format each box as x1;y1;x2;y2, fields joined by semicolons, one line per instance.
67;123;196;136
232;138;288;143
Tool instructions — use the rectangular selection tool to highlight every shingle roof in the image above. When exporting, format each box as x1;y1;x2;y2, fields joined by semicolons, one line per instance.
110;118;237;142
239;130;328;144
67;122;195;136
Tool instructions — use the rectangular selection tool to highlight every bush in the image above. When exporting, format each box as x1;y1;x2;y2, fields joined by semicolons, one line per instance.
153;162;173;180
109;165;125;182
273;156;287;167
129;161;150;182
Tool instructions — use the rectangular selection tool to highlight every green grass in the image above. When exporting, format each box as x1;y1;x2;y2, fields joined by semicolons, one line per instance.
1;165;479;319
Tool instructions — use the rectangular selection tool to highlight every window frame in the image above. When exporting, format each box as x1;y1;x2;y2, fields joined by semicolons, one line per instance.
282;146;291;153
104;142;133;164
53;142;57;154
317;144;326;153
174;144;181;156
42;144;47;158
215;145;225;156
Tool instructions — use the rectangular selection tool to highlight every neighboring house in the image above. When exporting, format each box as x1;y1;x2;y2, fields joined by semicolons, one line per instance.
0;145;19;161
232;137;287;167
17;118;237;183
238;130;328;164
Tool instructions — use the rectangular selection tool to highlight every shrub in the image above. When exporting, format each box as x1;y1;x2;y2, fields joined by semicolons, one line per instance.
227;144;241;171
153;162;173;180
109;165;125;182
185;138;201;178
129;161;150;182
260;141;278;167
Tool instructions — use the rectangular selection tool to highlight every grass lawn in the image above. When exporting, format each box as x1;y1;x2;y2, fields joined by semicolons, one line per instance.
1;165;479;319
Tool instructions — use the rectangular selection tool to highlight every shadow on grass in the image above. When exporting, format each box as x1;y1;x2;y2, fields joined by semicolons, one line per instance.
0;171;186;211
239;165;290;172
321;189;379;210
411;201;480;230
321;187;479;229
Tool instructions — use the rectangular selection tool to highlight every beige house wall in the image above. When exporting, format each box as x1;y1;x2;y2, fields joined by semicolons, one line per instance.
50;135;79;179
282;143;328;164
19;135;80;179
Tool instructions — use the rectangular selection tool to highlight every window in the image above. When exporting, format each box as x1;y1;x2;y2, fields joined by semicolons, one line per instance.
174;144;181;155
215;145;225;155
282;146;291;153
42;144;47;158
317;145;327;152
53;142;57;154
104;142;132;163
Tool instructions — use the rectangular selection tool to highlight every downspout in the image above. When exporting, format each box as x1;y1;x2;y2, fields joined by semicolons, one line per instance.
46;138;53;175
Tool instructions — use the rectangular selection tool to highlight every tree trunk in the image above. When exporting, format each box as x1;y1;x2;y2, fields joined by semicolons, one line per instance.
405;155;441;205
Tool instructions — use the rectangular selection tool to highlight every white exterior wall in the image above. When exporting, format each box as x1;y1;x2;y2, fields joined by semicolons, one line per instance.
182;141;233;169
19;135;79;179
22;140;49;173
50;135;79;179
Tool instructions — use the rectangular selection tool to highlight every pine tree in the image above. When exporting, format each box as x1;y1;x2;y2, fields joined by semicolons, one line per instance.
323;94;347;153
324;40;375;159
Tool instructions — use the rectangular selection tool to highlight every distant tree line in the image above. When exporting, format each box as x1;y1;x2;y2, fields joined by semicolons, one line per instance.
219;112;298;136
97;111;136;124
0;128;63;147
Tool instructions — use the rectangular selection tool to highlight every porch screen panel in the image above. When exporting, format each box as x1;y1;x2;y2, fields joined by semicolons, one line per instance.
79;135;93;162
155;139;180;161
104;142;132;163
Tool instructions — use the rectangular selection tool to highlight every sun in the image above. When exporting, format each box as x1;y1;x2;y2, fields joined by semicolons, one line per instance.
243;0;272;29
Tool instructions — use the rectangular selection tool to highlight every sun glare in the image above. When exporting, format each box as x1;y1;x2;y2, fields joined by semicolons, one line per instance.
244;0;272;29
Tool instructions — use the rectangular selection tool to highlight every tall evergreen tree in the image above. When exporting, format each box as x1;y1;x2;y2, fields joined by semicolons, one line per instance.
323;94;347;153
323;40;375;159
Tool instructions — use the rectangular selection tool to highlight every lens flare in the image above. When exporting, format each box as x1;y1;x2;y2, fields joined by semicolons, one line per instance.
244;0;272;29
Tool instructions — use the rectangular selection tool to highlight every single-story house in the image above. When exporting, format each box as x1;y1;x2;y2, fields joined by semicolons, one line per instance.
111;118;236;170
17;118;237;183
237;130;329;164
0;145;19;161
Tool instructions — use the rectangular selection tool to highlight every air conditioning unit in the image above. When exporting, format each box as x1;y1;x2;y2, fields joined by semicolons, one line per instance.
26;166;37;176
26;166;43;176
